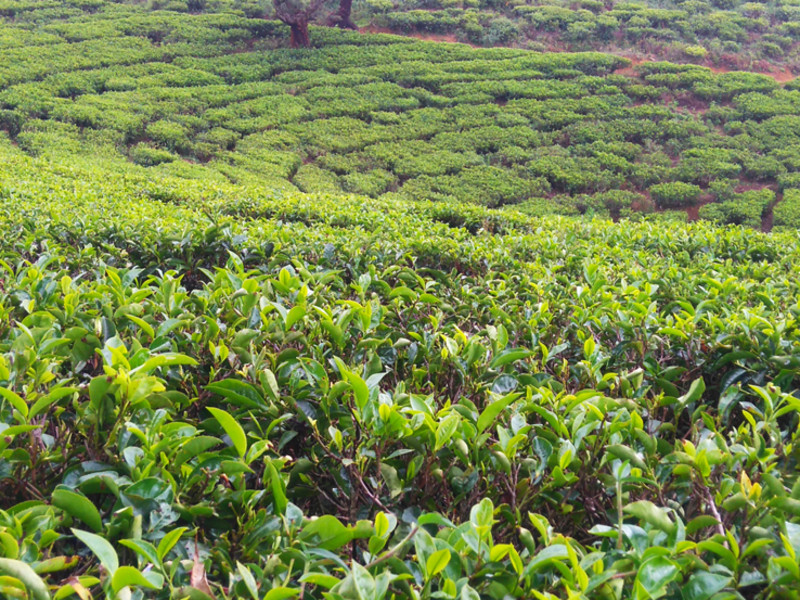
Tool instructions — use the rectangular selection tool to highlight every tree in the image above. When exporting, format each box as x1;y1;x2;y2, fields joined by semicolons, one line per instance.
327;0;357;30
273;0;326;48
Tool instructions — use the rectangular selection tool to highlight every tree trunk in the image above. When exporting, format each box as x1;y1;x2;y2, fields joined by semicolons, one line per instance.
289;20;311;48
327;0;357;29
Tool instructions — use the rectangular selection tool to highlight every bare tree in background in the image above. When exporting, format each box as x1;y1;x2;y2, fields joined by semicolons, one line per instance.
273;0;326;48
327;0;356;30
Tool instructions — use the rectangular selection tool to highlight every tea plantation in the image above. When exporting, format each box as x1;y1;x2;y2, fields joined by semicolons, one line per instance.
7;2;800;227
358;0;800;70
2;2;800;600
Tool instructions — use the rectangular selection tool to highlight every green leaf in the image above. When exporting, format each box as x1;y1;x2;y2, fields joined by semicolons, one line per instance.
470;498;494;531
299;573;339;589
0;387;27;421
207;406;247;458
685;515;720;535
88;376;113;411
771;497;800;518
267;461;287;515
71;528;118;575
32;556;77;575
262;369;280;401
300;516;353;551
263;587;300;600
435;413;460;450
379;463;402;498
476;393;520;435
119;539;160;567
111;566;160;593
624;501;675;534
52;487;103;533
348;373;369;412
206;379;264;409
606;444;647;470
135;353;198;375
678;377;705;407
237;562;259;600
682;572;731;600
53;577;100;600
125;314;154;339
0;557;51;600
374;512;390;539
635;557;678;597
286;305;306;329
157;527;188;561
426;548;451;578
489;349;533;369
351;562;376;599
29;387;76;420
174;436;222;468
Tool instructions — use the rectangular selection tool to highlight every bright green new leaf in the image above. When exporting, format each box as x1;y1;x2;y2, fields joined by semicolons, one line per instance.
476;393;520;435
267;461;287;515
0;558;51;600
426;548;451;578
300;516;353;551
111;566;160;593
0;387;27;421
157;527;188;561
678;377;705;407
207;406;247;458
263;587;300;600
71;528;119;575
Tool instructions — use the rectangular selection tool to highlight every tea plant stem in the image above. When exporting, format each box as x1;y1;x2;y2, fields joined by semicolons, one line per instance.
365;525;419;569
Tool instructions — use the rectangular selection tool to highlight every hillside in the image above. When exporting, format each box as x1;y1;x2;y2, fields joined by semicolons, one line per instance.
357;0;800;72
4;3;800;228
1;2;800;600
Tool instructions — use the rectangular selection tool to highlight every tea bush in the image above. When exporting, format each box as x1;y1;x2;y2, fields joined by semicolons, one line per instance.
773;188;800;229
649;181;703;208
1;8;800;597
357;0;800;66
3;128;800;599
697;188;773;227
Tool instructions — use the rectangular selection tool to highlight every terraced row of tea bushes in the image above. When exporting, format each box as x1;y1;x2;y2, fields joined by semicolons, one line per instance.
2;134;800;599
360;0;800;68
5;3;800;226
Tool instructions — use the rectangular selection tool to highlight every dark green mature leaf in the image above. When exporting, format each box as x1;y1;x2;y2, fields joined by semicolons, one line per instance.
682;572;731;600
52;488;103;533
624;501;675;534
301;516;353;551
635;557;679;596
206;380;264;409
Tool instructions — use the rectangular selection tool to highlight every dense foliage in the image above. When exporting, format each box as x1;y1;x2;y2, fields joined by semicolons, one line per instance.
4;2;800;227
3;2;800;600
356;0;800;70
2;120;800;600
